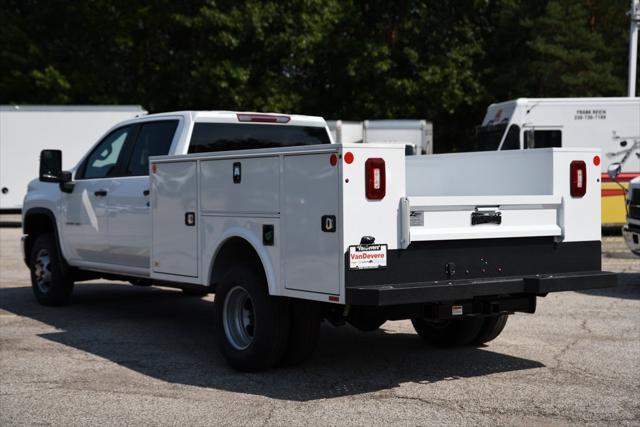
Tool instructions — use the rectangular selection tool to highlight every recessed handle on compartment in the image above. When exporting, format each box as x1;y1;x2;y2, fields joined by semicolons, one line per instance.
233;162;241;184
94;190;107;197
143;189;150;196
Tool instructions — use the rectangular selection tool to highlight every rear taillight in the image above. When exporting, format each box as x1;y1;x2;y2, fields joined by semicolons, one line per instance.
570;160;587;198
365;158;386;200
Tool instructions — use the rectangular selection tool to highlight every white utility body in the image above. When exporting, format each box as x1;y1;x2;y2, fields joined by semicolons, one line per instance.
22;110;616;371
0;105;146;211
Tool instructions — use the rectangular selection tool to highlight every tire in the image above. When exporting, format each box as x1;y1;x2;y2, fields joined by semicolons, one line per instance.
279;300;321;367
29;233;74;306
214;265;290;372
349;317;386;332
347;306;386;332
471;314;509;345
411;317;484;347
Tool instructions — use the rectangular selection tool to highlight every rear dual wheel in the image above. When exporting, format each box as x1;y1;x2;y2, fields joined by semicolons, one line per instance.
214;265;320;371
411;314;509;347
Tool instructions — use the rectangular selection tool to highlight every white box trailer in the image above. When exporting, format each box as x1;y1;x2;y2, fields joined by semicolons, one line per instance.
327;119;433;154
326;120;363;144
364;119;433;155
0;105;146;211
476;97;640;225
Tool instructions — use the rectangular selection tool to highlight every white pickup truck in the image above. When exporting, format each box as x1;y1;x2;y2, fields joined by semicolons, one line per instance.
23;111;616;371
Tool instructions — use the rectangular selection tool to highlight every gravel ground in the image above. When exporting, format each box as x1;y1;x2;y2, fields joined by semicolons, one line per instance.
1;227;638;426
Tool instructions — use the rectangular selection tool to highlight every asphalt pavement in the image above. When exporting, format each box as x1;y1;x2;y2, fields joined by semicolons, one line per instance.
1;227;638;425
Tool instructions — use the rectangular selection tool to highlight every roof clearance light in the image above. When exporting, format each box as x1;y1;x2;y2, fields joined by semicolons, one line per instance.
570;160;587;198
236;113;290;123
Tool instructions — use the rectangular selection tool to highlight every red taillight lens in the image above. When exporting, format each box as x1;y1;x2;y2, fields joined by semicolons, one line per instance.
570;160;587;198
365;158;386;200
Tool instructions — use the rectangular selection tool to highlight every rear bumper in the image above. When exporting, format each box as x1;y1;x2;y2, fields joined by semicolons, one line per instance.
345;270;617;306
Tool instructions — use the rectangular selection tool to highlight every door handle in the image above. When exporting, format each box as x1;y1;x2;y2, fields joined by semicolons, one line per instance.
94;190;107;197
143;190;150;196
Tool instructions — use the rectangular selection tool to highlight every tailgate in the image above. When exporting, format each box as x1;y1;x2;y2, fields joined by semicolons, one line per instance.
400;194;562;245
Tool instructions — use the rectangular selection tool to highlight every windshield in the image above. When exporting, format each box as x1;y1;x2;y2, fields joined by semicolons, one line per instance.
475;124;507;151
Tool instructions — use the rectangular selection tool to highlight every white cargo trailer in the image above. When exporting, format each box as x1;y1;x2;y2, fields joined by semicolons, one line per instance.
327;119;433;154
326;120;363;144
0;105;146;211
364;119;433;155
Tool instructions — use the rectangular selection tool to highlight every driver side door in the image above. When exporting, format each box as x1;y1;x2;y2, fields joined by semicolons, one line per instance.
60;125;134;265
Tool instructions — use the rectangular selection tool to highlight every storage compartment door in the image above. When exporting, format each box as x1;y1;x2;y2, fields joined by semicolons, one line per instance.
151;161;198;277
283;154;340;295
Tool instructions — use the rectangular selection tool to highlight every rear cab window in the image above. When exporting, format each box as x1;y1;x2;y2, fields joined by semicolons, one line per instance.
127;120;179;176
188;123;331;154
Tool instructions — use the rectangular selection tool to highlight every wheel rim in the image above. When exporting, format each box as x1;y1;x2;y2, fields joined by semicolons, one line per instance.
34;248;52;293
222;286;255;350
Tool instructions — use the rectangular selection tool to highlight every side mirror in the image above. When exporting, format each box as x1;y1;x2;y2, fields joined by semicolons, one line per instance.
39;150;71;184
39;150;64;182
607;163;622;180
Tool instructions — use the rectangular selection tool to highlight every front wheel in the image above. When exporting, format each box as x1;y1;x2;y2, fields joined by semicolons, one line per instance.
29;233;74;306
214;265;290;371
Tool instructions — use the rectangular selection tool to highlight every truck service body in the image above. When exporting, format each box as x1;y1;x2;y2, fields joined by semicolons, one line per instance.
23;110;616;371
477;97;640;226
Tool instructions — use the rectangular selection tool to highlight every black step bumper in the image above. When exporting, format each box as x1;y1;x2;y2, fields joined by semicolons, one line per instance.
345;271;617;306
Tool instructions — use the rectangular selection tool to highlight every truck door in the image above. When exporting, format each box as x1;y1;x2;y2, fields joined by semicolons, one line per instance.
61;125;134;264
107;120;179;269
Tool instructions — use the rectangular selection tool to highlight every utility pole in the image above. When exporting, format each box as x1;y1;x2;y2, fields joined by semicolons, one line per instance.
629;0;640;97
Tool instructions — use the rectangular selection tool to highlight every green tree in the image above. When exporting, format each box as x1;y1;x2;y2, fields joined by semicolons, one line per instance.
0;0;633;152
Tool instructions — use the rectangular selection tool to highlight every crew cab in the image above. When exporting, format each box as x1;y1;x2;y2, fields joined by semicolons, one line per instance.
23;111;616;371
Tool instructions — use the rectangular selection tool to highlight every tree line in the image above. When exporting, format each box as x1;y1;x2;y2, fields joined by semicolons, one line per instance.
0;0;634;152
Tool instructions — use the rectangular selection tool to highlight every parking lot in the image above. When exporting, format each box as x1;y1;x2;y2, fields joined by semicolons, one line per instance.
1;227;638;425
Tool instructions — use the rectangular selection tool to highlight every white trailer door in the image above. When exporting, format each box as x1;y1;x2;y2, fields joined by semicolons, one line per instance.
151;160;198;277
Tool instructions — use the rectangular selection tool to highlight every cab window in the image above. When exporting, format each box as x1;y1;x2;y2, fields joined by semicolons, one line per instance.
126;121;179;176
79;126;132;179
188;123;331;153
500;125;521;150
525;130;562;149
